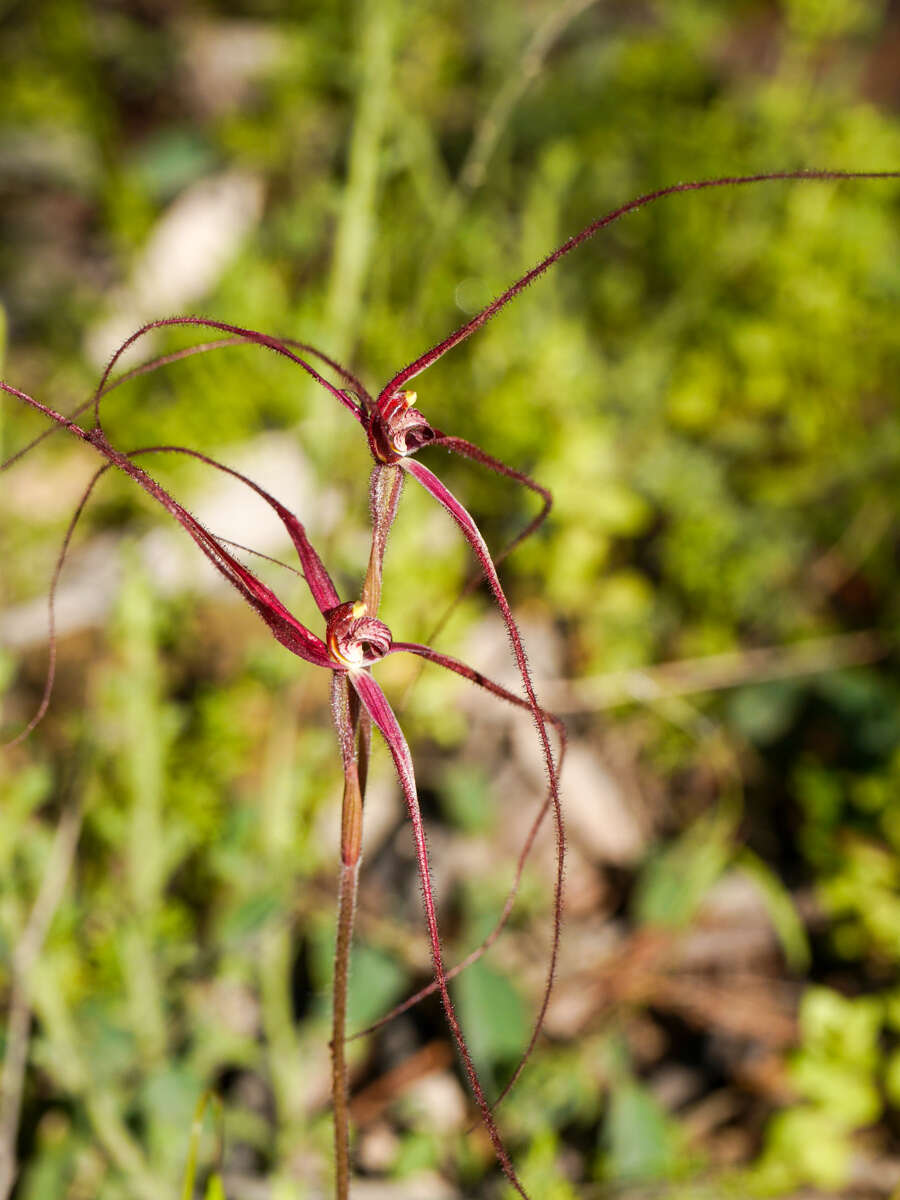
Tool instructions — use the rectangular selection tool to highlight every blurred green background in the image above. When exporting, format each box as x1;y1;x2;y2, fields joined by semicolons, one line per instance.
1;0;899;1196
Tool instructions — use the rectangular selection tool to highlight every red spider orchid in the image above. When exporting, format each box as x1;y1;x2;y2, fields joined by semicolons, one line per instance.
0;379;567;1198
2;311;566;1113
82;163;900;1057
6;165;897;1134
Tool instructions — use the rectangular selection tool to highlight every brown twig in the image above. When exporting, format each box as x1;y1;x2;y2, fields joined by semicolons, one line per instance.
540;630;886;713
349;1041;453;1127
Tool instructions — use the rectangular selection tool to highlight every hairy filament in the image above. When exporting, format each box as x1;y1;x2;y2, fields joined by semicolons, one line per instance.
378;170;900;401
400;457;565;1108
350;669;530;1198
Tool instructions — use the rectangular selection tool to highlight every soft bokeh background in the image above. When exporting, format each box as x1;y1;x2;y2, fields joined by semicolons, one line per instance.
1;1;899;1197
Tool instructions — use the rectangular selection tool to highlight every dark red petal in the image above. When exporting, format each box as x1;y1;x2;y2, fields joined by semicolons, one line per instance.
133;444;341;615
400;457;565;1108
350;670;530;1198
91;316;365;428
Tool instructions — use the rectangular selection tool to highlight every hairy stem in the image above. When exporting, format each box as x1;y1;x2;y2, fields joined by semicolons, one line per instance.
379;170;900;399
351;670;530;1197
401;456;565;1109
361;463;404;615
330;674;367;1198
332;856;360;1200
350;641;566;1042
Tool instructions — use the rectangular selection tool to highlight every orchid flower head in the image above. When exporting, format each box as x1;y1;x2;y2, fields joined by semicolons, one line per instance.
365;388;436;464
325;600;392;668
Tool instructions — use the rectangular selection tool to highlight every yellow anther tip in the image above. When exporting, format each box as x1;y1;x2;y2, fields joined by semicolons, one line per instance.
351;600;367;619
401;390;417;409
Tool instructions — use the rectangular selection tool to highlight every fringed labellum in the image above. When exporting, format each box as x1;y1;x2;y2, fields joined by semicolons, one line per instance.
366;388;436;463
325;601;393;668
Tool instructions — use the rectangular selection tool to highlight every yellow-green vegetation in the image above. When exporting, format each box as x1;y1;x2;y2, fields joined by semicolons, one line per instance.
1;0;899;1196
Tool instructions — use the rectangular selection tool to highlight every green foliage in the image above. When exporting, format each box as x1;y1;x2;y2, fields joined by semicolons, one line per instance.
504;1129;580;1200
735;850;811;973
601;1078;687;1184
633;811;734;929
439;763;494;834
795;747;900;960
752;987;885;1192
454;961;529;1076
2;0;899;1195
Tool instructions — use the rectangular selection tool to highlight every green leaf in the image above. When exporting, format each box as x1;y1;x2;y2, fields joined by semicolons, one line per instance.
602;1078;683;1182
455;961;528;1070
736;849;810;972
756;1107;852;1190
128;130;217;200
798;986;882;1067
633;815;732;928
220;891;284;941
884;1048;900;1109
502;1129;579;1199
440;763;494;833
346;942;408;1030
791;1057;880;1127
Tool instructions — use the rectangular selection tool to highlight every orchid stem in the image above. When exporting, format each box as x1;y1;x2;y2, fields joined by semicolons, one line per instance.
361;463;403;615
331;676;368;1199
331;450;387;1197
332;855;360;1200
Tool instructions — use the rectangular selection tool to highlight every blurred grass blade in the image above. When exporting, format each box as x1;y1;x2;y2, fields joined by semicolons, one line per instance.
180;1090;223;1200
204;1174;226;1200
737;848;811;973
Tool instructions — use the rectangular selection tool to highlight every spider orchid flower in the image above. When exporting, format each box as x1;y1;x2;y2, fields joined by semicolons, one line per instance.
2;312;566;1112
0;379;571;1197
7;167;893;1127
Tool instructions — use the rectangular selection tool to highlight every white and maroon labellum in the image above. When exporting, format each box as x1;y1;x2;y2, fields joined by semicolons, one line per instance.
368;389;435;463
325;600;392;668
